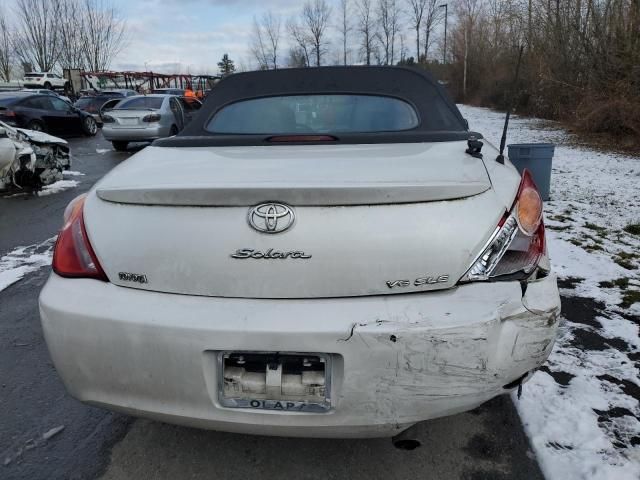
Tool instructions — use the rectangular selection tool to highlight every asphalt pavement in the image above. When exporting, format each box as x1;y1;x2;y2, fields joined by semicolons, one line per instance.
1;133;545;480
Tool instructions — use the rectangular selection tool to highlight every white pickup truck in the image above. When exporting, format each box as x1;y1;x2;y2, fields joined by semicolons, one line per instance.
22;72;68;90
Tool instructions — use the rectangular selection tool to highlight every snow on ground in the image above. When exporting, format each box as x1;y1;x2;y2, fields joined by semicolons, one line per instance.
63;170;85;176
460;105;640;479
0;237;56;292
37;179;79;197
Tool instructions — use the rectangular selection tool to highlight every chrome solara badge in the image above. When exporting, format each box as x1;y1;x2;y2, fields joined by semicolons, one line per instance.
248;203;295;234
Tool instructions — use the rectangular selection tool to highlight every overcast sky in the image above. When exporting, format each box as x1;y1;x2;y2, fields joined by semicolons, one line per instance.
109;0;307;73
3;0;447;74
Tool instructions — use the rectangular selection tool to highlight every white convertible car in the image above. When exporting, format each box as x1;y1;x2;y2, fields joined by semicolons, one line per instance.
39;67;560;446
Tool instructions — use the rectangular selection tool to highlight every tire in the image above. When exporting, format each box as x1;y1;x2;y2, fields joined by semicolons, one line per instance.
26;120;45;133
82;116;98;136
169;125;179;136
43;81;52;90
112;141;129;152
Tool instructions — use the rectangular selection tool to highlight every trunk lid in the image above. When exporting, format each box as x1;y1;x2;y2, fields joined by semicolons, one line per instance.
85;142;514;298
107;109;152;128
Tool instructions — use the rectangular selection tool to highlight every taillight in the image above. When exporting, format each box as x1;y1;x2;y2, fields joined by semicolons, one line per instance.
101;114;115;123
460;169;545;282
52;194;108;281
1;109;17;117
142;113;161;122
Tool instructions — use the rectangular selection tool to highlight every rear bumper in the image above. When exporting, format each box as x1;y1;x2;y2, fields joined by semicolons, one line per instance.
39;273;560;438
102;125;169;141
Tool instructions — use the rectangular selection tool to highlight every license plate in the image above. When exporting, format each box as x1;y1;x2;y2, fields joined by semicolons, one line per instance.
218;352;332;412
119;118;137;126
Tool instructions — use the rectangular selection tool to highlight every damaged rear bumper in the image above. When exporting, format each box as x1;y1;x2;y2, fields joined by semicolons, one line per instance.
39;273;560;438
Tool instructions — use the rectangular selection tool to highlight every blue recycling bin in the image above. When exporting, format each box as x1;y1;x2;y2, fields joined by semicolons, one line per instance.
507;143;555;201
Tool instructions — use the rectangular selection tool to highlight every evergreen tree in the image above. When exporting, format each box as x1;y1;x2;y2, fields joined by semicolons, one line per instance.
217;53;235;76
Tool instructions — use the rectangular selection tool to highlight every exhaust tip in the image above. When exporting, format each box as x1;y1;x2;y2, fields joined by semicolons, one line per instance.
393;438;422;450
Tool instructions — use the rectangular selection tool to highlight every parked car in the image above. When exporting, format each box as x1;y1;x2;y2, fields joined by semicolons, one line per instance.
0;92;98;136
178;96;202;124
101;94;185;151
22;72;68;90
74;94;124;126
39;67;560;444
0;120;70;192
151;88;185;96
100;89;138;97
21;89;72;104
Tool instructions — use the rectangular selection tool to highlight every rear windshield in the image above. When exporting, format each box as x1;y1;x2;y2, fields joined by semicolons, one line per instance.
75;97;99;108
24;73;42;78
115;97;164;110
0;96;20;107
206;95;419;134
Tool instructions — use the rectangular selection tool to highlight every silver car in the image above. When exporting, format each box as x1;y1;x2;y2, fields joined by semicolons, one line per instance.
101;94;185;151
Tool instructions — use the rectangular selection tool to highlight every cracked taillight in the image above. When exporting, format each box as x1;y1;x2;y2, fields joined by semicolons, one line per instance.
52;194;108;281
460;169;545;282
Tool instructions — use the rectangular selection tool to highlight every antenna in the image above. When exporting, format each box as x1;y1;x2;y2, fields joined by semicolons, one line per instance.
496;45;525;164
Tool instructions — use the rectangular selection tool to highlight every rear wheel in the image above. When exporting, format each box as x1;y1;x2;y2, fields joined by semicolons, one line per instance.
26;120;45;132
44;81;52;90
82;116;98;136
169;125;179;136
112;141;128;152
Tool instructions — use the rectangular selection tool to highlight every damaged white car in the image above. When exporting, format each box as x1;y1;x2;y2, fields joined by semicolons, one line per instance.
39;67;560;446
0;120;70;192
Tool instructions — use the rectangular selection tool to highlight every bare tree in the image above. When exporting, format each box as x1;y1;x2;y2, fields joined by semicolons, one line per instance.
80;0;128;71
287;18;312;67
250;12;282;69
422;0;442;61
0;7;12;81
250;16;270;69
456;0;481;100
302;0;332;66
287;47;308;68
58;0;87;69
377;0;400;64
406;0;427;61
356;0;376;65
337;0;351;65
13;0;63;72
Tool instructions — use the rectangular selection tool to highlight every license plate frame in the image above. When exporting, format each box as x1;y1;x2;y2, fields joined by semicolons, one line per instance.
217;351;332;413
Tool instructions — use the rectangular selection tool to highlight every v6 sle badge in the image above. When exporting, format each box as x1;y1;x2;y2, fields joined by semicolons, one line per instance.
386;275;449;289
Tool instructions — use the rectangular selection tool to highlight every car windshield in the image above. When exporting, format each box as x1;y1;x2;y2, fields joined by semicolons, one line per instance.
115;97;164;110
206;94;419;134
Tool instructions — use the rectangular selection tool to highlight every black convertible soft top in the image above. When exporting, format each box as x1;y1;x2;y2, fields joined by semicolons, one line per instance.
155;66;480;147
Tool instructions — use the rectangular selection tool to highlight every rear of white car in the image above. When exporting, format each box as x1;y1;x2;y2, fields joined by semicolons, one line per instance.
39;67;560;439
23;72;67;90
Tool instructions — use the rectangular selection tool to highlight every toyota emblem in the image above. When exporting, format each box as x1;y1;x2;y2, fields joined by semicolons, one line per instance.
248;203;295;234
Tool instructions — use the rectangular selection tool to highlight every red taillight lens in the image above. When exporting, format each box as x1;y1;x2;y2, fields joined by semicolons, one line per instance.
142;113;161;122
52;195;108;281
1;109;17;117
461;169;546;282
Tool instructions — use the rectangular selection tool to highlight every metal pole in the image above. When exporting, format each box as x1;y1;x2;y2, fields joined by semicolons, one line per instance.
443;4;448;65
439;4;448;65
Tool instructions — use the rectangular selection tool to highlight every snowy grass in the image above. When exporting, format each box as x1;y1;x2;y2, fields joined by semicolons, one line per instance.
460;105;640;479
0;237;56;292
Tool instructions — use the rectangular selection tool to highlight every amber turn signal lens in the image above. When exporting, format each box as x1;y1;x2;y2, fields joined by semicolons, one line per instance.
516;187;542;235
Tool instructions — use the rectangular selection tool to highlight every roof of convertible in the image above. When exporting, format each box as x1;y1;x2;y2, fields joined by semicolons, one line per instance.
157;66;476;147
